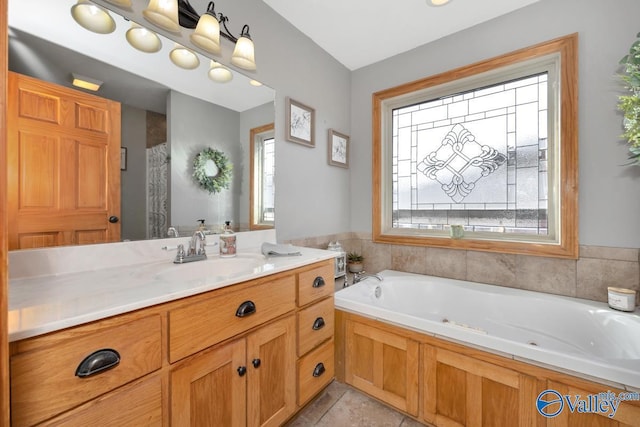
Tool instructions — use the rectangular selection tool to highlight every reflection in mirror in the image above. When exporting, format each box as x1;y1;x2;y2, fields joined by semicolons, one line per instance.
250;124;275;230
7;0;275;249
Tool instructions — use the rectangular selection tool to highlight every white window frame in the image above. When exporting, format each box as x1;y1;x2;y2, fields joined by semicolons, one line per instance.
372;35;578;258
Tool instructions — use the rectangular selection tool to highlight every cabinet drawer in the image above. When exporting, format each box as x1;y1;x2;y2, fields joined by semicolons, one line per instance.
297;297;334;356
297;261;334;307
169;274;296;362
41;375;162;427
297;339;335;406
11;315;162;426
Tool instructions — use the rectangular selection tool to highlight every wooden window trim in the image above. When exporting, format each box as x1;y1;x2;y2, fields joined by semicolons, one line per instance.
249;123;275;231
372;34;578;258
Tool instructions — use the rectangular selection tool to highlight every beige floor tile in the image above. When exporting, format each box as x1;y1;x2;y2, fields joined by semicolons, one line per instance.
400;416;430;427
313;389;405;427
289;381;428;427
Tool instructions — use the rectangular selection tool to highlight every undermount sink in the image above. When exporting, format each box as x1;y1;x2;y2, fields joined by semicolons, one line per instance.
155;253;268;281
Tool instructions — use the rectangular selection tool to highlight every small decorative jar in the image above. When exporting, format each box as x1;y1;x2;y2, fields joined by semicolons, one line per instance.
607;287;636;312
327;241;346;278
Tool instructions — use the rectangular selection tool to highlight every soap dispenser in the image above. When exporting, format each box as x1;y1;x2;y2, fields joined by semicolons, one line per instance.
219;221;237;258
197;219;207;232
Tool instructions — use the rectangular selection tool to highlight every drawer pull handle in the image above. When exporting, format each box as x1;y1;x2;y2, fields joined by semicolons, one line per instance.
312;362;326;378
312;277;325;288
252;358;261;368
75;349;120;378
235;301;256;317
312;317;325;330
238;366;247;377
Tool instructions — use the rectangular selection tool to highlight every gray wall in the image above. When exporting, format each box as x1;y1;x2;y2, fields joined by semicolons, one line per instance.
169;90;241;231
120;104;147;241
202;0;352;242
349;0;640;249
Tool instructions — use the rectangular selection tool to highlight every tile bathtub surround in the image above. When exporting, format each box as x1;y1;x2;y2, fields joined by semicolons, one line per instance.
285;233;640;304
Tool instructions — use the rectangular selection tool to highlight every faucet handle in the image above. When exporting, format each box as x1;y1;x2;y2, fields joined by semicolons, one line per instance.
175;244;185;263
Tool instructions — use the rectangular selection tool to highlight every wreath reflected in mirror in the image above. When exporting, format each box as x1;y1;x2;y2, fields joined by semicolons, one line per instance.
193;148;233;194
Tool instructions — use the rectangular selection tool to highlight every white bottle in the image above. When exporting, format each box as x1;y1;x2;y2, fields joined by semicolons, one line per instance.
219;221;237;258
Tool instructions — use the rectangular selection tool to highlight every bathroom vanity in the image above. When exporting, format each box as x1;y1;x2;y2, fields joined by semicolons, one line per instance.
8;232;335;426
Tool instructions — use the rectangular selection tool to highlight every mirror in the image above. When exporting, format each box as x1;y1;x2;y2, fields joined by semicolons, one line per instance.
7;0;275;246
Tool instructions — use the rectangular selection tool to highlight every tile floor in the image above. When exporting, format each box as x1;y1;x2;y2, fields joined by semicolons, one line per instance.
286;381;430;427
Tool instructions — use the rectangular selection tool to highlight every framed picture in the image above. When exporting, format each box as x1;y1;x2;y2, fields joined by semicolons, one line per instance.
328;129;349;168
285;97;315;147
121;147;127;171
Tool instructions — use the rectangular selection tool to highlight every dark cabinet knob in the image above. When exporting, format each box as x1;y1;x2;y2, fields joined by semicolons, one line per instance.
235;301;256;317
312;277;325;288
252;358;261;368
75;349;120;378
312;317;325;330
237;366;247;377
312;362;326;378
108;215;119;223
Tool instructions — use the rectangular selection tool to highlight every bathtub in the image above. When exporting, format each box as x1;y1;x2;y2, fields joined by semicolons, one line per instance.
334;270;640;390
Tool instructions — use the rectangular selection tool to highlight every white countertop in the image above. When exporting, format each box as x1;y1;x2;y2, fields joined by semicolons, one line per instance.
8;234;336;342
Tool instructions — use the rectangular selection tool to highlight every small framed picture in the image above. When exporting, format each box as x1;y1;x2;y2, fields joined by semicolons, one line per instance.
285;97;315;147
121;147;127;171
328;129;349;168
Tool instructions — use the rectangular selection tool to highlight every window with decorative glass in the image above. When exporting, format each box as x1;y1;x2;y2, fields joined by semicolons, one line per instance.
373;35;578;258
250;123;275;229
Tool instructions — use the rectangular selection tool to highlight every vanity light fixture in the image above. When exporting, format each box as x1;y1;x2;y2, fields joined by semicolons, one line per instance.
103;0;133;9
179;1;257;71
208;60;233;83
169;44;200;69
126;22;162;53
427;0;452;5
70;0;116;34
230;26;256;71
190;2;221;54
143;0;181;33
71;73;103;91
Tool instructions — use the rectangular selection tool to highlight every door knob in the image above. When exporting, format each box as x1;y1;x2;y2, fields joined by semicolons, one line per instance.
108;216;119;223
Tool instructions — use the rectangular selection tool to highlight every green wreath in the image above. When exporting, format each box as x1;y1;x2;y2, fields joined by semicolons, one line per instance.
193;148;233;194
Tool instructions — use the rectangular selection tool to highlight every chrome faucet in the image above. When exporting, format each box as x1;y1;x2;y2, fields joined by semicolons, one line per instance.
345;271;383;287
167;227;179;238
173;230;207;264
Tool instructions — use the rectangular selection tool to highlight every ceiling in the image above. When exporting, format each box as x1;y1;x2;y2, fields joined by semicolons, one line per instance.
262;0;541;71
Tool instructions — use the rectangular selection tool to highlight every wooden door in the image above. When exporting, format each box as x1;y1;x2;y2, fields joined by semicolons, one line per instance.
170;339;247;427
246;315;296;427
7;72;121;249
423;345;543;427
344;319;420;416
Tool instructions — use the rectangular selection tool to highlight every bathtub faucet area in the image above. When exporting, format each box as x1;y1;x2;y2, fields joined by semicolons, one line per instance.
345;271;383;287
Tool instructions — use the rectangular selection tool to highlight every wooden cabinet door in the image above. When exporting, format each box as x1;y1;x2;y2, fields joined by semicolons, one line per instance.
546;381;640;427
423;346;543;427
7;72;121;249
344;320;420;416
171;339;247;427
246;315;296;427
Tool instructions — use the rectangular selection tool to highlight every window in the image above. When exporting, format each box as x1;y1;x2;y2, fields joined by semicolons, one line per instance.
373;35;578;258
250;123;275;230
